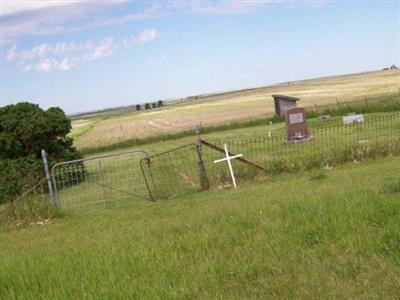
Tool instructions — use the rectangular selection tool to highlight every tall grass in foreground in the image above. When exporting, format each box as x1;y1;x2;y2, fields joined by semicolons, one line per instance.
0;179;55;229
0;157;399;298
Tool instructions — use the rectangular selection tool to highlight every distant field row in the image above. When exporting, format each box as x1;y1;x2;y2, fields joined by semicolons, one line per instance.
71;69;400;150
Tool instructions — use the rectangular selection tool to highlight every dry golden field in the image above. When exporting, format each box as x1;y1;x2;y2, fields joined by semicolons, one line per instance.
71;69;400;149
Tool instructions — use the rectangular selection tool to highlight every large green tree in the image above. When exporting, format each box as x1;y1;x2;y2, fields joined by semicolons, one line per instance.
0;102;79;160
0;102;82;203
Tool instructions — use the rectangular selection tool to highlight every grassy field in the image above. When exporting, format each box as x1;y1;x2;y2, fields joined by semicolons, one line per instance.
71;69;400;150
2;71;400;298
2;70;400;298
1;156;399;298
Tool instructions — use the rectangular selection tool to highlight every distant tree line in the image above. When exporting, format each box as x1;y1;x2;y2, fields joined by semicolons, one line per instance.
383;64;398;71
135;100;163;111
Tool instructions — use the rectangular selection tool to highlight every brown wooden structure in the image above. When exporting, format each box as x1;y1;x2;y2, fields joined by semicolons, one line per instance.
272;94;300;118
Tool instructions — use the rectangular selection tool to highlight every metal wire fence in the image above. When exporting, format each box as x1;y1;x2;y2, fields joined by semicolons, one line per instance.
5;112;399;215
207;112;400;173
140;144;202;200
143;112;400;200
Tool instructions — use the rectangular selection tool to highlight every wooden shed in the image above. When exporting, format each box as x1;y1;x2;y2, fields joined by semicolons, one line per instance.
272;95;300;118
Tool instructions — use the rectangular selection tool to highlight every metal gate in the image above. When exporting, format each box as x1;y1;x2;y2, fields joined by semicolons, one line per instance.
51;150;153;211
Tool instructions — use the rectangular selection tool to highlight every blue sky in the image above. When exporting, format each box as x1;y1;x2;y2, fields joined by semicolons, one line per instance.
1;0;399;114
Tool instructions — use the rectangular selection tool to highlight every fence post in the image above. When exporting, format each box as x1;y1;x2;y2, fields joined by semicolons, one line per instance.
98;160;109;208
141;157;156;202
41;149;57;208
195;123;210;191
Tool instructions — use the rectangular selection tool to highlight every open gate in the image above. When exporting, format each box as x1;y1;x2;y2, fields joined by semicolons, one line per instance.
51;150;154;211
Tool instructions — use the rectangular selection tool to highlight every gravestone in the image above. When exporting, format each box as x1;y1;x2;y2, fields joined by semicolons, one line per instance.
342;114;364;125
285;107;310;142
319;114;330;120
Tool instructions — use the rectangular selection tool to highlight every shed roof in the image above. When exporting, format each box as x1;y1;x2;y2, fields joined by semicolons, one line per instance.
272;94;300;101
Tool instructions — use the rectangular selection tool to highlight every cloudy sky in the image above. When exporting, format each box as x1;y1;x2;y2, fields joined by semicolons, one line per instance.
1;0;399;114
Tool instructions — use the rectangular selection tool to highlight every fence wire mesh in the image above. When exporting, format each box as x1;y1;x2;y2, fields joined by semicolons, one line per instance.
141;144;202;200
206;112;400;173
52;150;151;212
142;112;400;200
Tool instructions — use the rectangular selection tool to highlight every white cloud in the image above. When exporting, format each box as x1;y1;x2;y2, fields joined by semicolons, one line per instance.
4;29;159;73
1;1;88;17
1;1;325;45
1;1;126;45
34;59;53;72
23;57;75;73
84;37;117;60
8;38;117;72
132;29;160;45
5;45;18;61
86;3;162;29
167;0;271;15
56;57;74;71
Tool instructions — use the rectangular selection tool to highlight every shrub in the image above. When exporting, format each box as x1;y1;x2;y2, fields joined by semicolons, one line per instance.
136;104;141;111
0;102;83;204
145;103;151;110
0;157;42;204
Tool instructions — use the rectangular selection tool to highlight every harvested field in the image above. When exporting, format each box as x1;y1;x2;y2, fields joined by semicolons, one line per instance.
71;69;400;150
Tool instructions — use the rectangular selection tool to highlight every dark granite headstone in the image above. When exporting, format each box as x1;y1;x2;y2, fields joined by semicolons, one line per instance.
286;107;309;142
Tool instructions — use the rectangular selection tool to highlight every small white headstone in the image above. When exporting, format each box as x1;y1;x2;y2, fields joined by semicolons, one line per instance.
342;114;364;125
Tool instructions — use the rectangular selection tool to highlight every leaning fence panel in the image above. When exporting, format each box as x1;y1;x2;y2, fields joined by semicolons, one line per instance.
141;144;201;200
51;150;151;212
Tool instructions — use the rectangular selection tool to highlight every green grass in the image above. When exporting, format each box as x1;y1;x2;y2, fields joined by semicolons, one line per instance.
1;156;399;298
0;192;56;228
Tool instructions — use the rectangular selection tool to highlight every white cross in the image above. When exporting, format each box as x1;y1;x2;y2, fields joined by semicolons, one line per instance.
213;144;243;188
268;121;273;138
